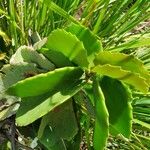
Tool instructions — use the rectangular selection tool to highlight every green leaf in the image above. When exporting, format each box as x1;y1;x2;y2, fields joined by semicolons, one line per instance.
100;77;132;138
7;67;83;97
93;51;150;92
10;45;55;71
39;126;67;150
133;97;150;106
109;38;150;52
133;119;150;130
38;101;78;150
93;77;109;150
42;0;79;24
66;23;102;64
1;63;42;89
39;29;89;68
92;64;149;93
94;51;150;83
16;83;83;126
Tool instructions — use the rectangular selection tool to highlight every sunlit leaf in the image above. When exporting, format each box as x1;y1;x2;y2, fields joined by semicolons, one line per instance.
92;64;149;93
16;83;83;126
93;77;109;150
66;23;102;64
93;51;150;92
109;38;150;51
7;67;83;97
39;29;89;68
133;119;150;130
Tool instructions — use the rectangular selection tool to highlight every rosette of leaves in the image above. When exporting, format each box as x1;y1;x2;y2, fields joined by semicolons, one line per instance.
0;23;150;150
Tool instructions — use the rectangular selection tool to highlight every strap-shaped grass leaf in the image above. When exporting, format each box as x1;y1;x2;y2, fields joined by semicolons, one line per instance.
93;77;109;150
16;83;83;126
109;38;150;52
133;119;150;130
100;77;132;138
40;29;89;68
10;45;55;71
92;64;149;93
7;67;83;97
66;23;102;63
38;101;78;141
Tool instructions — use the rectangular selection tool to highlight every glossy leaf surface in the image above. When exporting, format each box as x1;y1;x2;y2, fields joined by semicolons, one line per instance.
39;29;89;68
16;83;83;126
93;51;150;92
66;23;102;63
7;67;83;97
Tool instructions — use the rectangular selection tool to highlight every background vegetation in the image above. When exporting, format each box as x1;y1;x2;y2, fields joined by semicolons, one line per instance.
0;0;150;149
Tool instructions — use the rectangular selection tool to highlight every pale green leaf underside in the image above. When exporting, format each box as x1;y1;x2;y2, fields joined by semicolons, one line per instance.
94;51;150;84
0;94;20;121
0;103;20;121
10;45;55;71
1;63;43;90
92;64;149;93
44;29;89;68
100;77;132;138
16;83;83;126
7;67;83;97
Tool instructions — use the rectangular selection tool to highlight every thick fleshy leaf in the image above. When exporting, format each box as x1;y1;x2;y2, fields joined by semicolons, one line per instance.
10;45;55;71
66;23;102;63
100;77;132;138
93;77;109;150
92;64;149;93
94;51;150;85
38;101;78;143
0;94;20;121
1;63;42;89
16;83;83;126
7;67;83;97
39;29;89;68
33;38;47;50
